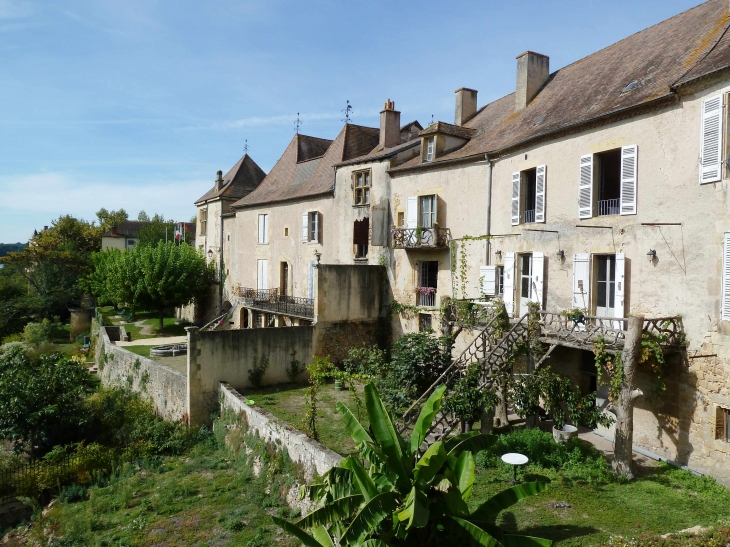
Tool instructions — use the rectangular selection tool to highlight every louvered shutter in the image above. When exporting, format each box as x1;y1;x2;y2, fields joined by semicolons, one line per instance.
406;197;418;228
302;212;309;242
535;165;546;223
614;253;626;318
480;265;496;296
503;252;515;317
722;233;730;321
257;259;268;291
700;95;723;184
316;212;322;243
572;253;591;310
511;172;520;226
531;251;545;308
620;146;638;215
579;155;593;219
307;260;315;299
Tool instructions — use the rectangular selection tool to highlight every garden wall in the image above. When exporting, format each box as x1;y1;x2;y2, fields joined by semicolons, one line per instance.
96;326;187;421
187;326;314;426
219;382;342;479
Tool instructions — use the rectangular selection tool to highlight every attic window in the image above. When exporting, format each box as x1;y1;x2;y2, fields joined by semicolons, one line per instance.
425;138;435;162
622;81;638;93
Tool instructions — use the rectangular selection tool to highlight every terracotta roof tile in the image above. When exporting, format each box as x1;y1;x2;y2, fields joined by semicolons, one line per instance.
194;154;266;204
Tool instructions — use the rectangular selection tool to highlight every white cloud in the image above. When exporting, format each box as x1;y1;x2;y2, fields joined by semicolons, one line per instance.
0;0;30;19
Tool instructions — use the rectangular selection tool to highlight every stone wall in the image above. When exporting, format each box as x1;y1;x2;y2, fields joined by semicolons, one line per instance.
69;307;94;341
320;319;388;364
96;326;187;422
219;382;342;479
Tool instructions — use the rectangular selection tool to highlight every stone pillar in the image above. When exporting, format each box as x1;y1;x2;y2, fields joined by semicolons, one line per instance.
186;326;206;427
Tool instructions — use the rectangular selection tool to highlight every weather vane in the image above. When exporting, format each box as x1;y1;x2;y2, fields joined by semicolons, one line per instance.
431;114;434;124
295;112;302;134
243;139;249;154
342;100;353;124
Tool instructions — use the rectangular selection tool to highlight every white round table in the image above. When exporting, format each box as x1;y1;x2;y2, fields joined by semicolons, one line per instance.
501;452;529;483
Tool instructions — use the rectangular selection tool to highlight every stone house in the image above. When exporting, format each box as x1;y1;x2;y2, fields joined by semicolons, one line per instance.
101;220;145;251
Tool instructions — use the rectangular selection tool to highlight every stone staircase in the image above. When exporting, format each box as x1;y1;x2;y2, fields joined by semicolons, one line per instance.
398;313;530;451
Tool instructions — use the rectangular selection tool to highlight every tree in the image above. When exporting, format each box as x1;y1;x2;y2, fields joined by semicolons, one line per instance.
95;208;128;232
88;242;214;329
0;346;95;456
137;210;150;222
274;383;552;546
138;218;177;247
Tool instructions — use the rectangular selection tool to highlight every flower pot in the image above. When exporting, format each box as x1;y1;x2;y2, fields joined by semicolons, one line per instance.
552;424;578;444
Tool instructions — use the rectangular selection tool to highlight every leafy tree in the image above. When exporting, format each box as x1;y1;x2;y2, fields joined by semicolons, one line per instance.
95;208;128;232
138;218;177;247
88;242;214;329
274;384;551;546
443;362;498;433
0;346;95;456
0;242;26;257
137;210;150;222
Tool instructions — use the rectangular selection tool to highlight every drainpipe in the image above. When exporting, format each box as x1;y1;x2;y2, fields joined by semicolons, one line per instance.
484;154;493;264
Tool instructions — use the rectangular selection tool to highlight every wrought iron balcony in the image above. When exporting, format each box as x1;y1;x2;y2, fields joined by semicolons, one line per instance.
417;288;437;307
233;287;314;319
392;227;450;249
523;209;536;224
597;198;620;216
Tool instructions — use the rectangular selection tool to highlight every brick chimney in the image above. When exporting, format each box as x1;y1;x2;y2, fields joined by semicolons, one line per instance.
111;226;118;236
214;170;223;191
454;88;478;126
515;51;549;112
379;99;401;149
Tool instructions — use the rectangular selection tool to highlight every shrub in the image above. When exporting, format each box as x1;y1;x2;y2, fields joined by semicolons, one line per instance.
285;350;303;383
248;355;269;389
23;317;66;346
443;361;497;430
60;483;87;503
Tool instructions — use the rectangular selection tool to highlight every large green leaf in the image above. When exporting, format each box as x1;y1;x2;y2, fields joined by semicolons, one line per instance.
413;441;448;485
396;486;430;529
341;491;399;545
364;383;411;493
441;486;469;517
271;516;328;547
443;431;480;453
449;516;501;547
446;434;497;460
341;456;378;501
454;451;475;501
470;481;548;522
295;494;363;529
361;541;391;546
337;400;374;448
409;384;447;456
503;534;553;547
311;526;335;547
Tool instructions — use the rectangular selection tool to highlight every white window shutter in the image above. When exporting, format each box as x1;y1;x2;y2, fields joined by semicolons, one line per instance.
257;259;268;291
432;195;438;225
614;253;626;319
535;165;546;223
264;214;268;243
700;95;723;184
302;212;308;242
511;172;520;226
480;265;496;296
620;146;638;215
314;211;320;243
531;251;545;309
579;155;593;219
307;260;315;300
503;252;515;317
572;253;591;311
406;196;418;228
723;234;730;320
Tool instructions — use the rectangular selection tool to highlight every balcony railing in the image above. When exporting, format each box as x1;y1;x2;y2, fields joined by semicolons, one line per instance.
392;227;450;249
597;198;620;217
417;288;437;307
523;209;536;224
233;286;314;319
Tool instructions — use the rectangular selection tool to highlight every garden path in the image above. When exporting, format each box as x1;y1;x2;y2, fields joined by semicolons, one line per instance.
116;335;187;347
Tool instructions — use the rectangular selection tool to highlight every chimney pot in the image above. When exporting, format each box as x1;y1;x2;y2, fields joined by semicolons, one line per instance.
454;88;478;126
379;99;401;149
215;170;224;191
515;51;549;112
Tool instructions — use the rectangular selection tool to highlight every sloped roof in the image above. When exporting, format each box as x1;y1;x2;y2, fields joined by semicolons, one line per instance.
232;125;379;208
392;0;730;173
101;221;145;238
419;121;477;139
195;154;267;204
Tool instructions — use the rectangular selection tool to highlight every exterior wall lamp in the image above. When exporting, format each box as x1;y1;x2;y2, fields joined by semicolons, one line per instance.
314;251;322;267
495;250;502;258
207;248;213;259
556;250;565;260
647;249;657;261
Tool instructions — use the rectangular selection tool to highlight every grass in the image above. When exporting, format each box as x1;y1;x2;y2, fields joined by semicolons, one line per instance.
244;382;369;457
124;345;155;358
98;307;187;340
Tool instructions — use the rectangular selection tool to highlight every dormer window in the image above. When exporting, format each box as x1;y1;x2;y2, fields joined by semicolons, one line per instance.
425;138;435;162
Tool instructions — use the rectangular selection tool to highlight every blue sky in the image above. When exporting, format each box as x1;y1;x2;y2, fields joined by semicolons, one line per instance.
0;0;701;242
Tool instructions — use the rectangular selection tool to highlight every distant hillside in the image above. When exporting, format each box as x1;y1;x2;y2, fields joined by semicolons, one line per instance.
0;242;26;257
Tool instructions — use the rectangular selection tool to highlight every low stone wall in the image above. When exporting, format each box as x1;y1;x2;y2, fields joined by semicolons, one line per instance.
96;327;187;422
219;382;342;479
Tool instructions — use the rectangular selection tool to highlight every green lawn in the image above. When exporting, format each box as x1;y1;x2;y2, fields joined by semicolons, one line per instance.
98;307;187;340
245;382;369;457
124;345;155;358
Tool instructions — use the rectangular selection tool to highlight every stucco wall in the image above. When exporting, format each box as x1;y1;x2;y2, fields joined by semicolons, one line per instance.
219;382;342;479
96;326;187;422
187;325;314;425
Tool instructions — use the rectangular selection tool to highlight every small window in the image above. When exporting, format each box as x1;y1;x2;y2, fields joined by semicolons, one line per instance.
199;209;207;233
284;227;289;237
353;170;371;205
397;212;405;227
716;406;730;442
127;239;136;247
355;244;368;259
309;212;318;242
419;313;432;332
258;214;268;244
425;138;435;162
227;234;230;241
353;217;369;259
496;265;504;295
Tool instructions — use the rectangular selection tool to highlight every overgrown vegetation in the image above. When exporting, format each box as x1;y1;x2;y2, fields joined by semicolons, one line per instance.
247;354;269;389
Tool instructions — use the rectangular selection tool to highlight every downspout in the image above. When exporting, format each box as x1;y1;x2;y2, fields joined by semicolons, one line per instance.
484;154;493;264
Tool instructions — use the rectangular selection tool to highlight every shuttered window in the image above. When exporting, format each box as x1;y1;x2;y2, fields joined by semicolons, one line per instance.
480;265;496;296
511;172;520;226
302;211;321;242
700;95;723;184
535;165;546;223
579;155;593;219
257;214;268;244
723;233;730;321
619;146;637;215
572;253;591;311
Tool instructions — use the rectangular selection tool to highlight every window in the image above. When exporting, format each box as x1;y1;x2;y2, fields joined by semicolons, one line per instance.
519;254;533;312
280;262;289;296
418;261;438;307
511;165;545;225
701;95;723;184
419;195;437;228
716;406;730;442
397;212;405;227
419;313;433;332
126;239;136;248
284;227;289;237
258;214;268;244
595;255;616;317
257;259;268;291
353;217;369;259
355;243;368;259
353;170;371;205
302;211;321;243
496;265;504;295
425;137;435;162
199;209;207;234
579;146;637;218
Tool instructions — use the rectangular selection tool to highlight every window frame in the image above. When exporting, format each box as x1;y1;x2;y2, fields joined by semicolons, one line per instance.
496;265;504;295
353;169;372;206
418;195;437;228
425;137;435;162
258;214;269;244
716;405;730;442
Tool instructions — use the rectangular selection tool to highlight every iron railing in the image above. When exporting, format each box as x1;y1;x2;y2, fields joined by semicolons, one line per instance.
597;198;620;216
523;209;536;224
417;289;437;307
392;227;450;249
234;287;314;319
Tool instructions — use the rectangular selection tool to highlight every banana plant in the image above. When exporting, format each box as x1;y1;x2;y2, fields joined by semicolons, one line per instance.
272;383;552;546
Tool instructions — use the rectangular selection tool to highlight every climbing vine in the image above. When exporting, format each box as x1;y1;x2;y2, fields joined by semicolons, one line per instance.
448;235;492;300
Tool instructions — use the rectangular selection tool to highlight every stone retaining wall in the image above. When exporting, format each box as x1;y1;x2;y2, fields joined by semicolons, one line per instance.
96;326;187;422
219;381;342;479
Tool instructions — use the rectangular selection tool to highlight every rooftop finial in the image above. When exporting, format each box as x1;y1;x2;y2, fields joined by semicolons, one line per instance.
295;112;302;134
342;100;353;124
243;139;248;154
